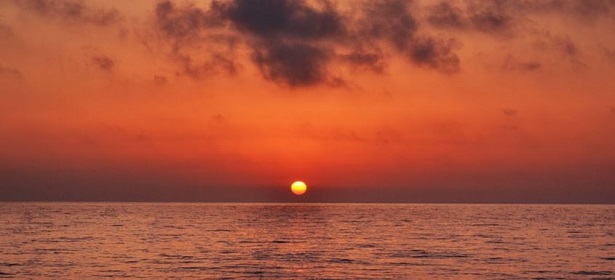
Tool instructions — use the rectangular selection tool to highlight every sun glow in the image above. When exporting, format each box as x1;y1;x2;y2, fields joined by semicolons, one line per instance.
291;181;307;195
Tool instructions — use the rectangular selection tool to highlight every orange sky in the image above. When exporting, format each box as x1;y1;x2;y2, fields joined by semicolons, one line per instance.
1;0;614;202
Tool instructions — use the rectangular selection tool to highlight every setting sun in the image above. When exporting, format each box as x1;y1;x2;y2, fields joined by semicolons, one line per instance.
291;181;307;195
0;0;613;278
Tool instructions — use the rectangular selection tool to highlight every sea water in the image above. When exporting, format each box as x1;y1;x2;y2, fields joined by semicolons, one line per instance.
0;203;613;279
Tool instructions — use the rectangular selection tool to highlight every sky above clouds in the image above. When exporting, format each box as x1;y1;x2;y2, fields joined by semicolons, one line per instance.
1;0;615;202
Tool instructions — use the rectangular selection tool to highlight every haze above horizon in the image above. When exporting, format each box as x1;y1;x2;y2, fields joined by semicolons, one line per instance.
1;0;614;203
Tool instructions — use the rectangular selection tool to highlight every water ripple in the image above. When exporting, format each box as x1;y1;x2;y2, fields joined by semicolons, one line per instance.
0;203;612;278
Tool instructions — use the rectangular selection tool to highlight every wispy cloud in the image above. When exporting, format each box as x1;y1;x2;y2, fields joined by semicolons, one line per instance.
14;0;122;26
0;64;23;79
154;1;238;79
502;108;518;117
91;55;114;71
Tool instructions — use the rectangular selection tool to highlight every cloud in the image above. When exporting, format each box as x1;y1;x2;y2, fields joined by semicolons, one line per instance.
0;65;23;79
154;1;238;79
7;0;609;87
211;113;225;123
297;123;407;144
552;37;577;56
176;52;237;79
144;0;613;87
427;0;615;36
135;132;149;142
426;0;516;35
212;0;344;86
151;0;461;87
500;124;520;131
356;0;418;51
155;0;225;40
604;47;615;63
153;75;167;85
330;129;365;142
218;0;344;40
468;1;515;35
502;108;517;117
531;33;584;68
341;52;386;73
14;0;122;26
375;127;402;144
533;34;578;57
354;0;460;73
519;62;541;71
407;37;460;73
427;2;467;29
91;55;114;71
502;55;542;72
252;41;331;86
0;23;14;38
566;0;615;20
438;3;607;78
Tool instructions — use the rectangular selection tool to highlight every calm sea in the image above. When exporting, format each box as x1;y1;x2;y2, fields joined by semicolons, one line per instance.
0;203;613;279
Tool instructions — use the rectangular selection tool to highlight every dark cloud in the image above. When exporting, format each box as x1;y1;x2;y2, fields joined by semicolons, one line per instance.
15;0;121;26
213;0;344;86
149;0;606;85
151;0;462;87
0;65;23;79
253;41;331;86
407;37;460;73
10;0;610;87
92;55;114;71
219;0;344;40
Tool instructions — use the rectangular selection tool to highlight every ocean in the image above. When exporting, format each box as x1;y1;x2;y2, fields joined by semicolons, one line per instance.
0;203;613;279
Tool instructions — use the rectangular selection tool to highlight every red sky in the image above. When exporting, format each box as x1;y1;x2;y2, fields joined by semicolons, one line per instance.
1;0;614;202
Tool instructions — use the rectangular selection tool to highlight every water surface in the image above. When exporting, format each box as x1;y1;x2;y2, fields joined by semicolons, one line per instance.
0;203;613;279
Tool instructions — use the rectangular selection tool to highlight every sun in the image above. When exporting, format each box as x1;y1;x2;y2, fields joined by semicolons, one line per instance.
291;181;307;195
